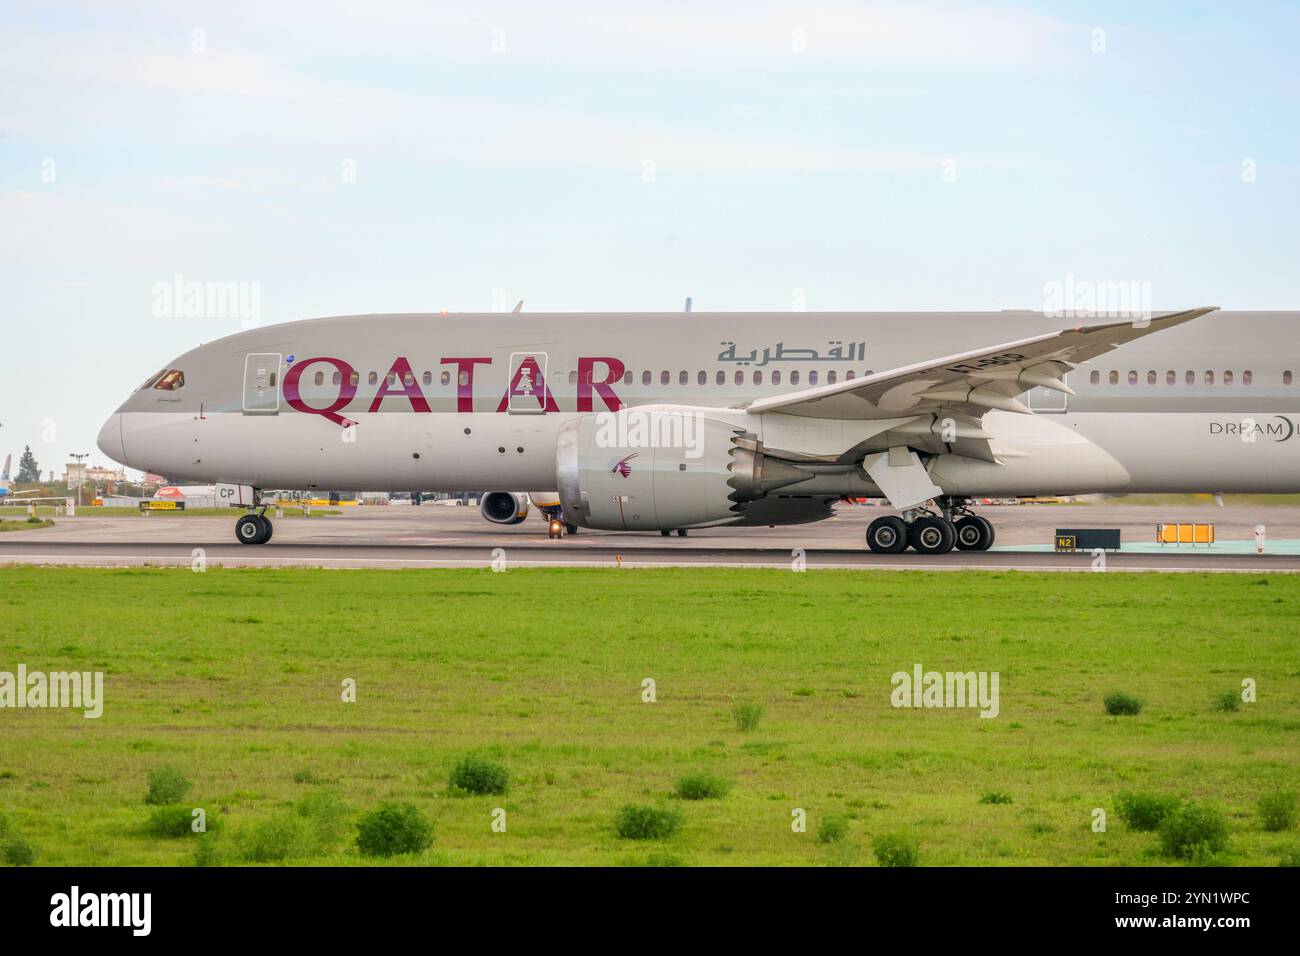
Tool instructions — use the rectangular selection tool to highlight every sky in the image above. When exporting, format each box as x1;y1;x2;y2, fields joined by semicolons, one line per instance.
1;0;1297;476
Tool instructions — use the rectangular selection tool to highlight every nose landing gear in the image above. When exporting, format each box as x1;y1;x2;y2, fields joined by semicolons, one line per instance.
235;509;273;545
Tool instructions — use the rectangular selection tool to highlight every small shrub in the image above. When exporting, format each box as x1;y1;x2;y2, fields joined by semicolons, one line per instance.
674;772;732;801
1211;691;1241;713
192;833;220;867
292;768;322;785
145;766;192;806
1158;803;1229;860
979;791;1013;805
1257;791;1297;832
872;833;919;867
1115;792;1182;832
448;756;510;796
1280;846;1300;867
355;803;434;858
1103;692;1143;716
614;804;682;840
147;804;203;839
816;815;849;845
732;701;764;732
240;813;315;863
296;788;350;846
1;836;36;866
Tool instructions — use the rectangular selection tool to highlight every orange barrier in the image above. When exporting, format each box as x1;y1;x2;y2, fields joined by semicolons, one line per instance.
1156;523;1215;546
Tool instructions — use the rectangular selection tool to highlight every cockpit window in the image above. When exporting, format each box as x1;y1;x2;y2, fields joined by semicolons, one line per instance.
153;370;186;390
139;370;166;390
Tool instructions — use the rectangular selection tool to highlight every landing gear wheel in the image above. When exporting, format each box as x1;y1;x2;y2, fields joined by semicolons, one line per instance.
677;529;688;537
866;515;909;554
565;523;578;536
909;515;956;555
261;517;274;543
236;514;270;545
660;530;672;537
954;515;994;551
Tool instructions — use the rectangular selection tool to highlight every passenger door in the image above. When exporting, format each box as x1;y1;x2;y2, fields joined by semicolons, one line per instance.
243;353;282;414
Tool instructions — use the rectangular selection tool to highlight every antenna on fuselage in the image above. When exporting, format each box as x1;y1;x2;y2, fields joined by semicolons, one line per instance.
512;300;524;314
684;297;693;313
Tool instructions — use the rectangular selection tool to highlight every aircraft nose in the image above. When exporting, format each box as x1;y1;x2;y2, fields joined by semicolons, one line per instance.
96;413;126;465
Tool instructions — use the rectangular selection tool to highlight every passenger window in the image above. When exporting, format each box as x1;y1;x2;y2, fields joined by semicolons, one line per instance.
679;371;687;385
154;370;185;390
845;371;854;381
1147;371;1156;385
458;370;469;386
754;370;763;385
809;370;819;385
568;371;577;386
387;372;398;387
790;371;800;385
1243;370;1253;385
422;371;432;386
1127;371;1137;385
734;370;743;385
440;371;450;386
773;370;782;385
1185;370;1194;385
660;371;670;385
1166;371;1175;385
350;371;360;387
1108;371;1118;385
697;371;706;385
642;371;651;386
1224;370;1233;385
314;371;325;386
827;370;837;384
1204;370;1214;385
716;370;724;385
1090;371;1099;385
333;372;342;386
1286;370;1294;385
623;371;632;385
368;372;378;386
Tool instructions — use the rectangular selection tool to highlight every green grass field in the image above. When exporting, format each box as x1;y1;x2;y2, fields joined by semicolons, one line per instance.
0;567;1296;866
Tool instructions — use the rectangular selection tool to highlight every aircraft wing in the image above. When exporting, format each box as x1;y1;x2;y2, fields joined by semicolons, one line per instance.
742;308;1215;424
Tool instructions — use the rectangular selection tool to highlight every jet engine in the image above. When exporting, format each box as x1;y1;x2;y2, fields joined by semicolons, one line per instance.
555;406;816;531
479;491;529;525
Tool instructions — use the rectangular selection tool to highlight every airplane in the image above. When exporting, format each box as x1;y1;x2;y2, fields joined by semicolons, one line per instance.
0;454;71;507
95;307;1300;553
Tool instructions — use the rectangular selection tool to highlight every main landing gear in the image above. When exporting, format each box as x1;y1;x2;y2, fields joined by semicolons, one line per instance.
235;510;273;545
865;498;995;555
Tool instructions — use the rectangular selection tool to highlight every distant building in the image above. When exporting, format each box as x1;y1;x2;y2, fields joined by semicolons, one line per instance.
63;464;126;485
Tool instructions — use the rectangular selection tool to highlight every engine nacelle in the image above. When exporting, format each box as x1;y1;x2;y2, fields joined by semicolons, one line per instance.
556;407;813;531
480;491;529;525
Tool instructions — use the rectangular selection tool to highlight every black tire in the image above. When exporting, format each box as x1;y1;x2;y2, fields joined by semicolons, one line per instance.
954;515;993;551
261;517;274;544
910;515;956;555
660;529;672;537
866;515;908;554
236;514;265;545
565;523;578;535
677;529;688;537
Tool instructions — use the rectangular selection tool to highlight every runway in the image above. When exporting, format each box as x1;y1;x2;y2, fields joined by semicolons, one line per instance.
2;503;1298;571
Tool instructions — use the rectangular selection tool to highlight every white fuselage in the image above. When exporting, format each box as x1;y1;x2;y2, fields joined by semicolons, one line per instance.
97;310;1300;527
